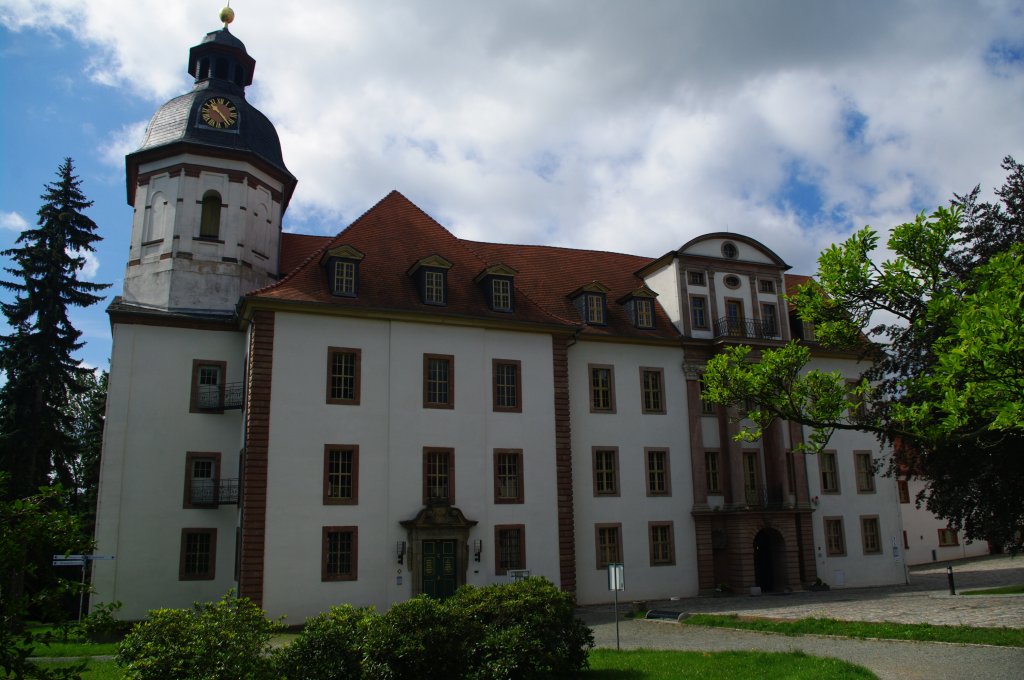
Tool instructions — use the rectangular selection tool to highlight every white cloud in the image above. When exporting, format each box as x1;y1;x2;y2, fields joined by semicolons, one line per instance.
68;248;99;279
99;120;148;169
0;210;29;232
2;0;1022;279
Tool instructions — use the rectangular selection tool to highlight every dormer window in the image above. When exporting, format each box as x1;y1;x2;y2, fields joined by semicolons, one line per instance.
320;244;364;298
408;255;453;306
475;264;518;313
570;282;610;326
618;285;658;330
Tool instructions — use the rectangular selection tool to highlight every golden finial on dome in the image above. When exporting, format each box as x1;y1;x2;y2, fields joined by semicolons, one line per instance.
220;3;235;27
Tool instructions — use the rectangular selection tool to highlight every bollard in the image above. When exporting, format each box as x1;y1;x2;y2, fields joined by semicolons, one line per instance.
946;564;956;595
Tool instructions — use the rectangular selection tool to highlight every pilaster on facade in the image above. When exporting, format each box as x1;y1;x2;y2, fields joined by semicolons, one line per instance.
551;334;576;595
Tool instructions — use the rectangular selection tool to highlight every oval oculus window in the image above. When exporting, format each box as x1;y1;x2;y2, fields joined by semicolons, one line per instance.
724;275;741;289
722;242;738;259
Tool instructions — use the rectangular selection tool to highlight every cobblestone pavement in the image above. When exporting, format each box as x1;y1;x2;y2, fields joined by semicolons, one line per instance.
582;554;1024;628
577;555;1024;680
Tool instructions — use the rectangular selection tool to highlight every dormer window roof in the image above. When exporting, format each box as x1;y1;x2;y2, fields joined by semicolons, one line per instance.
474;264;518;313
320;244;364;297
569;281;610;326
408;254;453;306
617;285;658;330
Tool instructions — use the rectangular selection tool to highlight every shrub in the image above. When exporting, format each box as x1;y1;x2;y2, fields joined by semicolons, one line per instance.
361;596;470;680
116;592;279;680
80;601;130;643
274;604;370;680
450;577;594;680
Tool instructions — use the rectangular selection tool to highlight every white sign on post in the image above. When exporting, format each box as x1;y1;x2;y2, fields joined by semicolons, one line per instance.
607;563;624;591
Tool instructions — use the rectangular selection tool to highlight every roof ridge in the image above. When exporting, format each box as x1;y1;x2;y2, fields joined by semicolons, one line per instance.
461;237;657;263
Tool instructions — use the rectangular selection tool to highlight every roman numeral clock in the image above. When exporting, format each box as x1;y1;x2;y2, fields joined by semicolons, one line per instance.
200;97;239;130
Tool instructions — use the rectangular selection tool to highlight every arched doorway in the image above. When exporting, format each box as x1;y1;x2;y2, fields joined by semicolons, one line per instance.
753;528;786;592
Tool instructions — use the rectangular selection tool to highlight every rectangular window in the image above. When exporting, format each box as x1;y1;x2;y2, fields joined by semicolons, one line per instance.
640;367;666;414
861;516;882;554
592;447;619;497
699;377;716;414
493;449;524;503
938;528;959;547
595;523;622;568
824;518;845;556
820;451;840;493
495;524;526;575
183;452;221;508
903;530;909;549
492;359;522;413
589;364;616;413
802;320;817;342
690;296;708;329
742;450;760;505
179;528;217;580
898;479;910;504
190;359;226;412
324;445;359;505
423;448;454;504
491;278;512;311
646;448;671;496
322;526;358;581
705;450;721;493
854;452;875;493
423;354;454;409
688;271;706;286
586;293;605;324
759;279;775;293
425;270;445;304
333;260;356;296
761;303;778;337
635;299;654;329
648;522;675;566
326;347;361;405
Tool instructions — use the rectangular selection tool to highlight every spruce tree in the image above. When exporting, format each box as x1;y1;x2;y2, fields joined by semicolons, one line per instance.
0;158;109;500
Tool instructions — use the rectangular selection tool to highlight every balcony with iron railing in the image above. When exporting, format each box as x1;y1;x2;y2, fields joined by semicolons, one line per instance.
713;316;782;341
189;478;240;505
195;382;245;410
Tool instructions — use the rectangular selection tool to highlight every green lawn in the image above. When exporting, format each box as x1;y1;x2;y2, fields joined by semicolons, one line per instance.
962;584;1024;596
682;614;1024;647
25;625;121;658
38;649;878;680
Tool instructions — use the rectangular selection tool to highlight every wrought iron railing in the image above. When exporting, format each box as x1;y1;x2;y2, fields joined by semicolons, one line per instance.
713;316;781;341
196;382;244;410
190;478;240;505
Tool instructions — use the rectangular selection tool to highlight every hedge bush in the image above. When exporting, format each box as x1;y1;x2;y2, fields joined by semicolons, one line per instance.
274;604;370;680
451;577;594;680
361;595;472;680
116;592;279;680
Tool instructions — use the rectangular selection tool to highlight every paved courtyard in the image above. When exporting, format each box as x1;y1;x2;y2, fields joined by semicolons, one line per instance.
578;555;1024;680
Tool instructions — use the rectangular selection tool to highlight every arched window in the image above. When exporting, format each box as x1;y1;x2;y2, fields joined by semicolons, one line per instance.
215;57;228;80
199;190;222;239
198;57;210;80
144;191;169;242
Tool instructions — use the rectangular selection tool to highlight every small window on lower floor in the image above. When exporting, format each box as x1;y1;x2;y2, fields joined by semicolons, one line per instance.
179;528;217;580
938;528;959;547
648;522;675;566
322;526;358;581
595;523;622;568
861;516;882;554
824;517;845;556
495;524;526;575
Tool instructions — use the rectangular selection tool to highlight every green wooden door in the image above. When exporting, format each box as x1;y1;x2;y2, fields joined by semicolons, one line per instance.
422;539;457;598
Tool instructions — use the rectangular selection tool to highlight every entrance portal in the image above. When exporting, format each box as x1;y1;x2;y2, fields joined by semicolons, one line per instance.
753;528;786;592
421;539;458;598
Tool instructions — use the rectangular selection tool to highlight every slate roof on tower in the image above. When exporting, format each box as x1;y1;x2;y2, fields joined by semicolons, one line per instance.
252;191;679;340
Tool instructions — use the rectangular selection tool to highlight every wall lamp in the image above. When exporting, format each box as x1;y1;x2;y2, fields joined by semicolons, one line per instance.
473;539;483;562
396;541;406;565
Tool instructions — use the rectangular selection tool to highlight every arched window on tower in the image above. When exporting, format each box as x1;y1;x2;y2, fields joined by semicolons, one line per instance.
144;191;170;243
215;57;228;80
198;57;210;80
199;190;222;239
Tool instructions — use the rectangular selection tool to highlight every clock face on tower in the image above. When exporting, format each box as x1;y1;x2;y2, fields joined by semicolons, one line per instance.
199;97;239;130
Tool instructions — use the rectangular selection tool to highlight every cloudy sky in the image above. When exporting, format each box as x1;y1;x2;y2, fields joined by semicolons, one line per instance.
1;0;1022;371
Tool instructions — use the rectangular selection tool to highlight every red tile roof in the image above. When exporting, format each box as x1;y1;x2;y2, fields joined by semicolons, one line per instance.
256;191;678;339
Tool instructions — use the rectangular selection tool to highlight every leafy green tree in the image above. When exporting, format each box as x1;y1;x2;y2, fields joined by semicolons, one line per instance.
0;473;92;679
703;157;1024;549
0;157;109;501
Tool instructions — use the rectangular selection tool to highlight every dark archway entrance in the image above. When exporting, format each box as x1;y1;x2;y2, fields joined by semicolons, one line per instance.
753;528;786;592
400;502;477;599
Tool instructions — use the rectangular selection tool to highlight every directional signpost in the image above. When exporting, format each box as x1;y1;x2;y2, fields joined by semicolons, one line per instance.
52;554;115;622
607;563;625;650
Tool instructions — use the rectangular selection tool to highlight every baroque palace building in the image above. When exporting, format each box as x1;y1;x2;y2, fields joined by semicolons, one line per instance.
93;16;918;622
